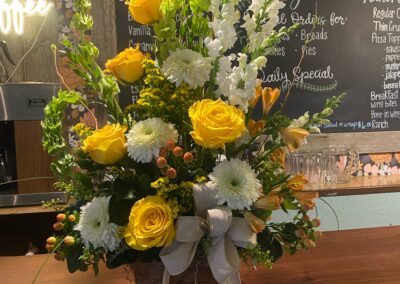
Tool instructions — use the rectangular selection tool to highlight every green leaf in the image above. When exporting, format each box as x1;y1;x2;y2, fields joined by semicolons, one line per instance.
108;196;135;226
281;223;298;243
93;262;99;277
282;200;300;211
252;208;272;221
257;229;283;262
66;247;87;273
106;242;138;269
189;0;210;13
112;176;136;200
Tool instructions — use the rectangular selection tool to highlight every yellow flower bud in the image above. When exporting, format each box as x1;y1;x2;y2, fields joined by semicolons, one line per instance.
247;119;266;138
280;127;309;152
253;191;283;211
249;80;281;116
243;211;266;233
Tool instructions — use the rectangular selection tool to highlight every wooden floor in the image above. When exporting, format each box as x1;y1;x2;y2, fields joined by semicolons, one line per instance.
0;226;399;283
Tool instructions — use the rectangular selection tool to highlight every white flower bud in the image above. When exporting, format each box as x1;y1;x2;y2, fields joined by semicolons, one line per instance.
253;56;267;69
321;107;333;117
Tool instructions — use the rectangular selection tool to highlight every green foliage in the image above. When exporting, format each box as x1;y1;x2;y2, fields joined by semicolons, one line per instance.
106;242;139;269
256;228;283;262
305;93;346;131
240;244;273;269
41;90;81;180
108;197;135;226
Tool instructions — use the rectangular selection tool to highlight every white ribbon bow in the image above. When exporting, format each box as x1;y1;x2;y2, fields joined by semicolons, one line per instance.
160;182;257;284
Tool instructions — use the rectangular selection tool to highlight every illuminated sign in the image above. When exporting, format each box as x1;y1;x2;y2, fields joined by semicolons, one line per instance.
0;0;53;35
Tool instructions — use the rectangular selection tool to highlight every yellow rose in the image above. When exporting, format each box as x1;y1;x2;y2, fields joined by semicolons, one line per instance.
82;124;127;165
125;195;175;250
189;99;245;149
126;0;162;25
105;47;145;83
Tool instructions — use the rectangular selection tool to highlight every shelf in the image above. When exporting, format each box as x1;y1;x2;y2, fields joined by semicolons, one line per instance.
306;175;400;196
0;205;56;216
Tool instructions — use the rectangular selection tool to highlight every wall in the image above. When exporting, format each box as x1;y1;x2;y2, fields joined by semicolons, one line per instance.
272;192;400;231
1;4;58;83
1;1;116;84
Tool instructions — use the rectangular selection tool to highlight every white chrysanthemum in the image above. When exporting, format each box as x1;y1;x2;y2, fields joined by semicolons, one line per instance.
74;196;120;252
209;158;261;210
126;118;178;163
161;49;212;89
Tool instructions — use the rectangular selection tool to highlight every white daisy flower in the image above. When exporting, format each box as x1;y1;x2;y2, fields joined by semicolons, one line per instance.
161;49;212;89
209;158;262;210
74;196;121;252
126;118;178;163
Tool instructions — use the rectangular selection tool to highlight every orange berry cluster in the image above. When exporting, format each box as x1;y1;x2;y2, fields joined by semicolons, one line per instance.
156;139;194;179
46;212;78;257
52;213;76;231
295;216;322;249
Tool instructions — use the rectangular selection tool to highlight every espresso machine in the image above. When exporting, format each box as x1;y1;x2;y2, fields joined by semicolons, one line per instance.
0;83;68;207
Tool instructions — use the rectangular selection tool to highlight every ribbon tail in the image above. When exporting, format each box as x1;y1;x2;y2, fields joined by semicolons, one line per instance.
160;240;201;276
162;269;171;284
228;217;257;248
207;236;241;284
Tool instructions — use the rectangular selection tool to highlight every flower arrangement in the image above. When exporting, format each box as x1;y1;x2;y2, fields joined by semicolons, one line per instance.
42;0;342;282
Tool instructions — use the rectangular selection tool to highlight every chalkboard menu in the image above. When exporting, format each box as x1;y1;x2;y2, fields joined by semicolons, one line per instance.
115;0;400;133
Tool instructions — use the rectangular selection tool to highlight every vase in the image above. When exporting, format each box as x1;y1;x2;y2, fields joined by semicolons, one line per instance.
130;260;218;284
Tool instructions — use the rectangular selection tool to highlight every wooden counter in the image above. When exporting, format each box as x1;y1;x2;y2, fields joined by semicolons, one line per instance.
306;175;400;196
1;226;399;283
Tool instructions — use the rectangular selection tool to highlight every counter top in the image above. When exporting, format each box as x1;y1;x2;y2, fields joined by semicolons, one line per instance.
0;205;56;216
306;174;400;196
1;226;399;283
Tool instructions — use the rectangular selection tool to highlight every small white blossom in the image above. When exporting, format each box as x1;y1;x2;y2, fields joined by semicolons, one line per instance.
210;19;237;51
205;37;223;58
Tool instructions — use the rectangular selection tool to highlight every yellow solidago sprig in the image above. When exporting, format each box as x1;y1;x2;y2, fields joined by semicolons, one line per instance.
151;177;194;218
132;59;201;128
72;122;93;139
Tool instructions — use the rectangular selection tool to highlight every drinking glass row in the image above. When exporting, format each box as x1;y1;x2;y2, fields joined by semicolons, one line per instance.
285;145;359;186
